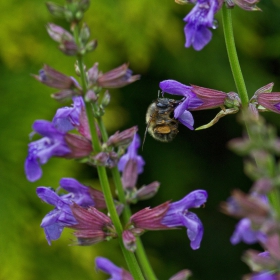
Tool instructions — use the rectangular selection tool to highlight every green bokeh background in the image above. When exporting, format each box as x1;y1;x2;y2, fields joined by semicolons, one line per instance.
1;0;280;279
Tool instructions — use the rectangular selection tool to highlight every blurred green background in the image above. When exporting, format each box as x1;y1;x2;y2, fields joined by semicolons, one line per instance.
1;0;280;279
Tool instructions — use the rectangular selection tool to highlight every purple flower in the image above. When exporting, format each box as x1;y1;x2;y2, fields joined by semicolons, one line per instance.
251;271;278;280
37;178;97;244
52;96;84;133
159;80;203;130
25;120;70;182
184;0;220;51
230;218;266;245
118;134;145;174
95;257;133;280
161;190;207;249
59;178;95;207
37;187;77;245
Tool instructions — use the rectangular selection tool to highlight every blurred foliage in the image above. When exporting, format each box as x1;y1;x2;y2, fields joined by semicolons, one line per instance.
1;0;280;279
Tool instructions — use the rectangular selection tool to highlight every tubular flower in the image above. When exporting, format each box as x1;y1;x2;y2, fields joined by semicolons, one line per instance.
25;120;70;182
95;257;133;280
183;0;221;51
130;190;208;250
52;96;85;133
159;80;203;130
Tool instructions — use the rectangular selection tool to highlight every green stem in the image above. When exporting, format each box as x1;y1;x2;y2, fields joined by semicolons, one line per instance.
222;6;249;107
222;7;280;219
97;116;157;280
73;23;144;280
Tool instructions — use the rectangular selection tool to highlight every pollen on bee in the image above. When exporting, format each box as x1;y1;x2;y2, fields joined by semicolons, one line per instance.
155;125;171;134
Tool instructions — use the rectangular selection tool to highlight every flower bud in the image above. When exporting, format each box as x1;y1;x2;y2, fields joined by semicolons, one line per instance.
169;270;192;280
80;23;90;44
33;64;78;89
106;126;138;148
47;23;73;43
121;159;138;190
46;2;66;18
87;62;99;86
231;0;261;11
122;230;137;252
85;39;98;53
97;64;140;89
85;89;97;102
93;152;119;168
101;90;111;107
136;181;160;200
64;133;93;158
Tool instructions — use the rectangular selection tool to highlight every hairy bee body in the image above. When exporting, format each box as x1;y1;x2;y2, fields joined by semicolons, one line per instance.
145;98;180;142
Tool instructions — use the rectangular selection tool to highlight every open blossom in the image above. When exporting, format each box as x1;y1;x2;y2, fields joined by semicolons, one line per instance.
25;120;70;182
130;190;208;250
159;80;203;130
183;0;221;51
52;96;84;133
36;178;104;244
95;257;133;280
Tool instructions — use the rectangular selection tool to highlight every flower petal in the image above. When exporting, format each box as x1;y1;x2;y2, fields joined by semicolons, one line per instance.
159;80;192;96
178;111;194;130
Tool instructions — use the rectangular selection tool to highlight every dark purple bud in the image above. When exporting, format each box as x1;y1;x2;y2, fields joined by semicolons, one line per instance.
33;64;78;89
97;64;140;89
93;151;119;168
136;181;160;201
122;230;137;252
106;126;138;148
95;257;133;280
121;159;138;190
59;40;78;55
169;269;192;280
130;201;170;230
64;133;93;158
69;203;117;245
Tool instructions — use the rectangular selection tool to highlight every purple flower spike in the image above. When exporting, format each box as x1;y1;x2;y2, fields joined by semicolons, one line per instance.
159;80;203;130
52;96;84;133
25;120;70;182
184;0;220;51
95;257;133;280
230;218;266;245
118;134;145;174
59;178;95;207
36;187;77;245
162;190;208;250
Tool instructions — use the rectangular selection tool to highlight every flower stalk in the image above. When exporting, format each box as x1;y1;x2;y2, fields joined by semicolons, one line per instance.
72;22;144;280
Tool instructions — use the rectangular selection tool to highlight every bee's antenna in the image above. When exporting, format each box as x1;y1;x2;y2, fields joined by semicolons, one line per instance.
142;122;149;151
157;90;160;98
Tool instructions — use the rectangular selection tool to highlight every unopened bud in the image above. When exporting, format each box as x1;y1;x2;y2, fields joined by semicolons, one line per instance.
136;181;160;200
101;90;111;107
122;230;137;252
231;0;261;11
46;2;66;18
85;39;98;52
169;269;192;280
87;62;99;86
122;160;138;190
94;152;119;168
51;89;78;101
85;89;98;102
80;23;90;44
106;126;138;148
47;23;73;43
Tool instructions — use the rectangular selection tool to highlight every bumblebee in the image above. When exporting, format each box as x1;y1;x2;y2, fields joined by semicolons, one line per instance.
144;98;180;143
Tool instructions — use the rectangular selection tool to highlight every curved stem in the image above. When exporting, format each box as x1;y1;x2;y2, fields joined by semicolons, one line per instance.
222;6;249;107
73;23;144;280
